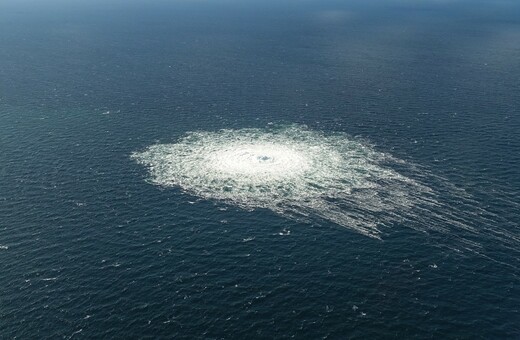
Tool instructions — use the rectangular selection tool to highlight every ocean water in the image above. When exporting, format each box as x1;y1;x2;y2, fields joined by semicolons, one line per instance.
1;0;519;338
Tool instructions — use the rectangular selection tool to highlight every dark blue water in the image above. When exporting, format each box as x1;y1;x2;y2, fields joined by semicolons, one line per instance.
1;0;519;338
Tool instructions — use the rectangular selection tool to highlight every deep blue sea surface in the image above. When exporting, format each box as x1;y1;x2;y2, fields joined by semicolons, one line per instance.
1;0;519;338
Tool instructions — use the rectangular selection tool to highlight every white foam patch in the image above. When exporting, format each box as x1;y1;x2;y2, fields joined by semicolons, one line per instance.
132;124;520;264
132;125;435;238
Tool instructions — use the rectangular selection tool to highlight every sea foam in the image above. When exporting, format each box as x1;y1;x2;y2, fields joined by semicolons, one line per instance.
132;124;519;260
132;125;435;238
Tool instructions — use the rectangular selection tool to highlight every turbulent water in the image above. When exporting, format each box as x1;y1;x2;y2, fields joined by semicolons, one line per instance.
132;125;518;256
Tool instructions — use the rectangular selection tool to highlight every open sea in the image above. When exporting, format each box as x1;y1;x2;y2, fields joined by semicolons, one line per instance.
1;0;519;338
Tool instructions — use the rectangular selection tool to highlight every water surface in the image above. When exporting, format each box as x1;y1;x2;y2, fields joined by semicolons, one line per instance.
1;0;519;338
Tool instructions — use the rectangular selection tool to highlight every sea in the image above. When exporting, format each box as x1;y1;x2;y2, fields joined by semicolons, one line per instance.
0;0;519;338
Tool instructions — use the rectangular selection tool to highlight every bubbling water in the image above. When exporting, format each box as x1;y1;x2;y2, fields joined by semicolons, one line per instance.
132;125;430;238
207;143;311;179
132;124;519;258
